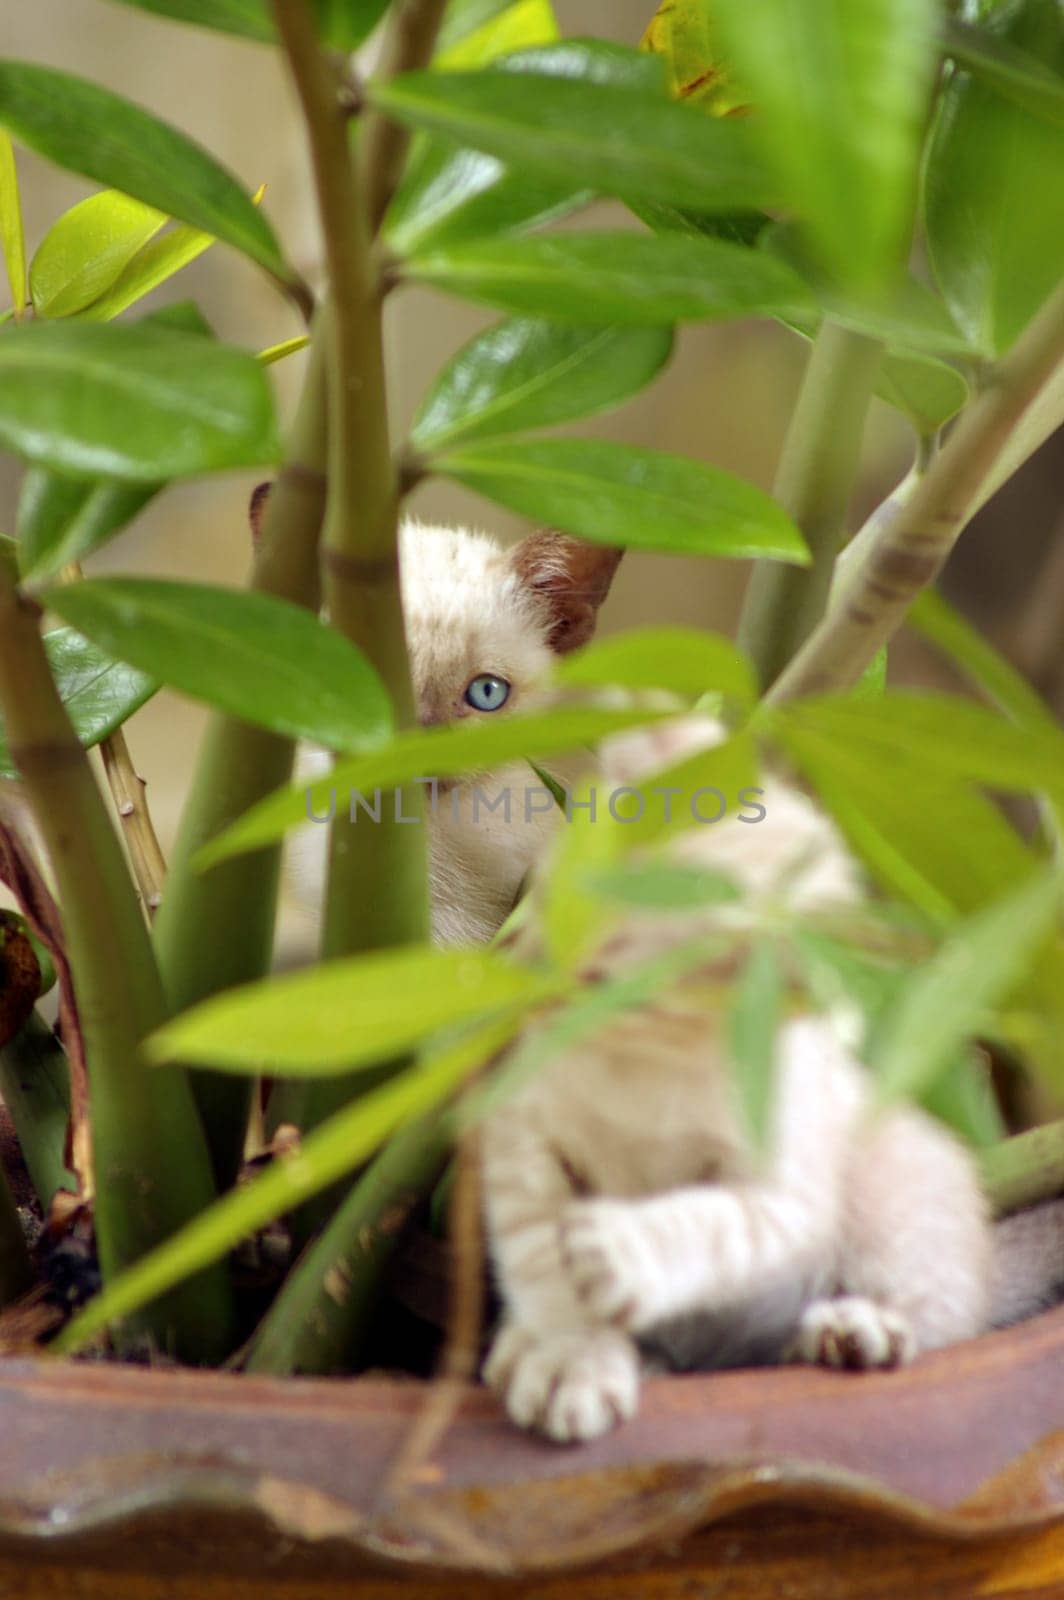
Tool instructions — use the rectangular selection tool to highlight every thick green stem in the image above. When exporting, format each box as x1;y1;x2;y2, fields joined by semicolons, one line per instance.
0;572;233;1359
152;328;328;1191
770;282;1064;704
737;321;883;688
0;1011;74;1210
982;1119;1064;1217
0;1160;33;1310
273;0;431;1170
361;0;449;233
243;1111;450;1374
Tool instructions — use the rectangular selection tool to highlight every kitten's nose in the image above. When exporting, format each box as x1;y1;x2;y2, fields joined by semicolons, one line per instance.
418;709;446;728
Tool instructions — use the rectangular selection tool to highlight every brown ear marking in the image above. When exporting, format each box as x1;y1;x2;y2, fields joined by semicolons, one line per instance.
511;530;623;654
249;481;272;545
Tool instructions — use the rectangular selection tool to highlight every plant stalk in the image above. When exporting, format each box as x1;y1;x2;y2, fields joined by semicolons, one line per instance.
0;1012;74;1210
737;320;883;688
769;282;1064;704
99;725;167;920
152;327;329;1192
0;570;233;1359
273;0;431;1165
361;0;449;233
242;1110;450;1373
982;1119;1064;1217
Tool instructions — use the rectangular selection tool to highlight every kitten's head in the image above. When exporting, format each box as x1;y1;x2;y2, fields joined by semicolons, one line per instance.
400;521;621;728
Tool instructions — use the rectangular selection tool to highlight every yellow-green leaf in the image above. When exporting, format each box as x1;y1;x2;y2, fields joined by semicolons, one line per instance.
0;130;25;314
30;190;166;318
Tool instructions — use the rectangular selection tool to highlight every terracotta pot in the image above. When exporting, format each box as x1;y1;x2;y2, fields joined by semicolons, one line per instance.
3;1305;1064;1598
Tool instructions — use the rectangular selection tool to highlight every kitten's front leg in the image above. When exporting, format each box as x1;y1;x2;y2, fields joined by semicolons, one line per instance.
481;1115;641;1442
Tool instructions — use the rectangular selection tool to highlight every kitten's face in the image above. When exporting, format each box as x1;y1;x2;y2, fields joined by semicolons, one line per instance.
399;522;621;730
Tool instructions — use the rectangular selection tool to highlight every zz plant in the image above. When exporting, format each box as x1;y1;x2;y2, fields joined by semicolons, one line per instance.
0;0;1062;1377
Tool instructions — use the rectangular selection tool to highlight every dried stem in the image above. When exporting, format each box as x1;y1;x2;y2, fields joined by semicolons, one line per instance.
361;0;448;232
738;321;883;687
0;569;233;1359
769;282;1064;704
99;725;166;920
0;1162;33;1311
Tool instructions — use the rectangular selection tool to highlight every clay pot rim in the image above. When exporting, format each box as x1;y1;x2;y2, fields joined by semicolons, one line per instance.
3;1303;1064;1576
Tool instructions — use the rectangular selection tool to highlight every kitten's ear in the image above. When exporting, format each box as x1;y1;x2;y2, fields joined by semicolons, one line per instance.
511;530;623;654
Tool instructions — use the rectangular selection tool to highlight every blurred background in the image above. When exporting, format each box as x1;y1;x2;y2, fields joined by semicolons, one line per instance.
2;0;1062;888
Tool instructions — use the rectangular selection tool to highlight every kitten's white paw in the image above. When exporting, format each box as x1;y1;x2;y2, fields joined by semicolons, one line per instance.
796;1296;916;1371
560;1198;672;1333
483;1323;639;1443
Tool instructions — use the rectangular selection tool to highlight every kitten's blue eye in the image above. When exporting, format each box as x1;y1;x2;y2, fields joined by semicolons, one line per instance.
464;674;511;712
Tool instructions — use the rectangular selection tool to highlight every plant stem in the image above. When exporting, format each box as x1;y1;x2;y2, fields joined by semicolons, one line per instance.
0;1012;74;1210
273;0;431;1163
982;1119;1064;1217
152;327;328;1192
361;0;448;232
769;282;1064;704
99;725;167;920
0;570;233;1360
242;1110;450;1374
0;1161;33;1310
737;321;883;688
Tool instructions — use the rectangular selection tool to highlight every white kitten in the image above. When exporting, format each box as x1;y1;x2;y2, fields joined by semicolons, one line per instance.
287;521;621;946
481;717;1062;1443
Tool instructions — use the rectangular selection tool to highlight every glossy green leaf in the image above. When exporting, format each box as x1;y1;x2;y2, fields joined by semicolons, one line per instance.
45;578;394;751
729;942;784;1149
56;1017;517;1355
585;861;740;911
411;318;673;451
102;0;275;41
148;945;563;1073
405;230;815;326
436;0;557;65
29;190;166;318
710;0;939;293
370;70;777;215
196;703;676;868
310;0;390;49
554;625;756;708
16;470;156;586
0;62;292;285
0;322;280;481
919;1048;1006;1149
0;626;157;779
433;437;809;563
0;131;25;314
490;39;667;92
78;210;240;322
871;871;1063;1104
924;0;1064;353
943;16;1064;132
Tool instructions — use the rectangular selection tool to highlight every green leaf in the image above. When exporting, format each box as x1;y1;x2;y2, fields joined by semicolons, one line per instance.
436;0;558;65
918;1047;1006;1149
410;318;673;451
774;718;1041;922
553;625;757;708
370;70;777;215
0;62;293;286
16;469;156;586
29;190;166;318
710;0;939;294
641;0;748;112
0;322;280;481
0;130;26;314
433;437;809;562
873;349;970;433
0;626;158;779
101;0;275;42
907;590;1060;735
729;942;784;1149
405;230;814;325
384;139;588;256
55;1016;518;1355
148;945;563;1073
943;16;1064;131
257;334;310;366
78;222;217;322
310;0;390;50
870;871;1063;1104
585;860;740;911
924;0;1064;353
196;703;677;868
45;578;394;751
615;726;759;849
